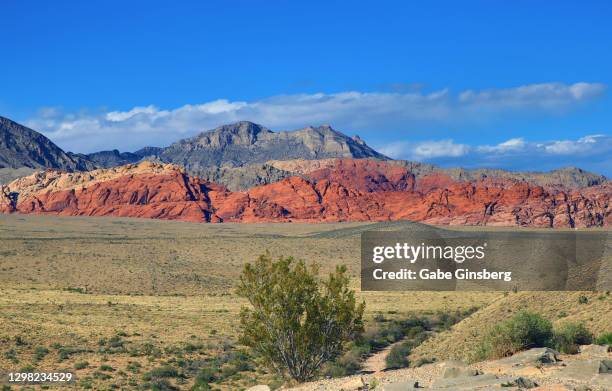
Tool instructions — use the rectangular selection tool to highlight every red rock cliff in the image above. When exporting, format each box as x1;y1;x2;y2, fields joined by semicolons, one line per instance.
1;160;609;228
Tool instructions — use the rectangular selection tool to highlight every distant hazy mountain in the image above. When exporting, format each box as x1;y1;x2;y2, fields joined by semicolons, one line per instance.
0;116;93;171
79;149;141;168
81;147;165;168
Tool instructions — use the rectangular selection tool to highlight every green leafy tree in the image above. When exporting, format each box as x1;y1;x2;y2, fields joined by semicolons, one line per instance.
237;253;365;382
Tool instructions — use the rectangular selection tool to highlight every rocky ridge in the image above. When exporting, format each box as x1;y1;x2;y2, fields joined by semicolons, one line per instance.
1;160;609;227
0;116;94;171
148;121;389;171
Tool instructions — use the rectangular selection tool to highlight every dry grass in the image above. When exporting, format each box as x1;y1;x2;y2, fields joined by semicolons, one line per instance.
3;214;605;389
0;214;503;389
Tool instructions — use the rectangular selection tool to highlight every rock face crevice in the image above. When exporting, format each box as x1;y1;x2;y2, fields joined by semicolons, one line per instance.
1;160;610;227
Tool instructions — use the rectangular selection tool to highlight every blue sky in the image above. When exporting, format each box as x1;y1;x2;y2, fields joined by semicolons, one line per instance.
1;1;611;175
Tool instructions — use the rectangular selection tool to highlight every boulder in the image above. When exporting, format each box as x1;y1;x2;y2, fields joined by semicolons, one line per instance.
599;359;612;374
556;359;605;381
498;348;561;366
502;377;538;388
578;344;610;357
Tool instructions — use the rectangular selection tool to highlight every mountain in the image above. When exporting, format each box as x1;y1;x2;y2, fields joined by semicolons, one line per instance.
0;116;94;171
79;149;141;168
150;121;388;171
0;115;608;192
81;147;165;168
2;160;609;228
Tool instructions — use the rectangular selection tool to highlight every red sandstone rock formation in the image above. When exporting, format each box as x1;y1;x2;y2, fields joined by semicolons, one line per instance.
1;160;610;227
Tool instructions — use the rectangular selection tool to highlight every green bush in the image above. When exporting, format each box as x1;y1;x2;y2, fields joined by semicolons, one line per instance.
34;347;49;361
554;322;593;354
126;361;141;373
198;366;218;382
148;379;179;391
322;347;362;377
475;311;553;360
595;332;612;346
237;253;365;382
93;371;112;380
385;342;411;369
57;346;85;361
74;361;89;370
190;366;218;391
143;366;180;381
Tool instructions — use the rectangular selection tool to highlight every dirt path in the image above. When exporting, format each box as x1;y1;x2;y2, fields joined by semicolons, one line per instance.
361;339;404;373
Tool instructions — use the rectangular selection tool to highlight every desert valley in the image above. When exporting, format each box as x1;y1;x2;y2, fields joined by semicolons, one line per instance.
0;116;610;390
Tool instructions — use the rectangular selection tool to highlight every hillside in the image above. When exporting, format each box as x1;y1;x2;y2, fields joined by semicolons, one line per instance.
410;291;612;364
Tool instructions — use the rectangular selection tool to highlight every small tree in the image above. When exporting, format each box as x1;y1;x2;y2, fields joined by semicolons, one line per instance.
237;253;365;382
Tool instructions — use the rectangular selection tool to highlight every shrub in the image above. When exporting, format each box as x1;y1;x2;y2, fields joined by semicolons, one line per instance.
126;361;141;373
184;343;203;353
322;347;362;377
475;311;553;360
595;332;612;346
413;357;436;367
4;348;18;363
34;347;49;361
107;336;124;348
79;378;93;389
19;364;35;372
57;346;86;361
74;361;89;370
385;342;411;369
148;379;179;391
143;365;180;380
14;336;26;346
237;253;365;382
554;322;593;354
93;371;112;380
190;377;212;391
195;365;218;384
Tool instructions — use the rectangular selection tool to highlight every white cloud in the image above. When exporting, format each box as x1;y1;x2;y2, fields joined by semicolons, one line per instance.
477;138;526;153
459;82;606;109
106;105;163;122
412;140;470;159
381;134;612;174
23;81;606;153
544;134;608;154
381;140;470;160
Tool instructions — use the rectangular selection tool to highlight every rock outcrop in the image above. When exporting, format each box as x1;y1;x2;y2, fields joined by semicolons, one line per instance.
1;160;610;227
